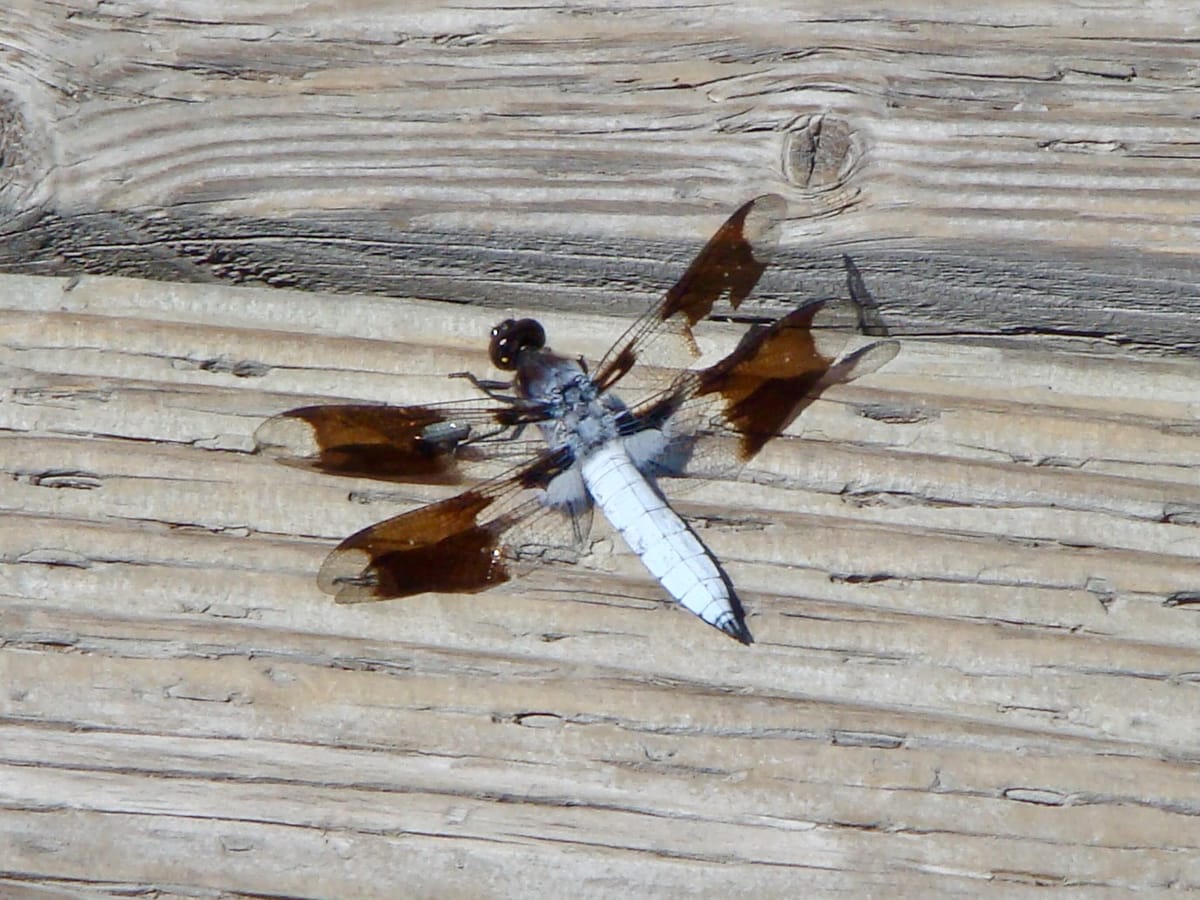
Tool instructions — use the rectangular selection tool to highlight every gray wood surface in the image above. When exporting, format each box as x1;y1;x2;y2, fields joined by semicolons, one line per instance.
4;273;1199;897
1;2;1198;353
2;2;1199;897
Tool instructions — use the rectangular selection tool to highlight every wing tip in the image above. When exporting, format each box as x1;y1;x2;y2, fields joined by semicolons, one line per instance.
825;338;901;386
317;547;378;601
741;193;788;264
254;413;319;461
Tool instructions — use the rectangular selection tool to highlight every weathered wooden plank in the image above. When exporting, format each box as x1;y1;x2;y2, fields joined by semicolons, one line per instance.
3;1;1200;894
2;271;1199;895
1;3;1199;352
0;717;1197;895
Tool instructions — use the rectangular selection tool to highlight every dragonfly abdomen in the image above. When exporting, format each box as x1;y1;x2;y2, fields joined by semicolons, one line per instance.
580;442;751;644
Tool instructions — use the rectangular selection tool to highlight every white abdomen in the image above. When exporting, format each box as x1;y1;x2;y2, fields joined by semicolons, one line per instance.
580;442;747;641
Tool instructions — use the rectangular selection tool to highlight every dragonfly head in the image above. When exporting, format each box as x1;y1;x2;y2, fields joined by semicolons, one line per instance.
490;318;546;371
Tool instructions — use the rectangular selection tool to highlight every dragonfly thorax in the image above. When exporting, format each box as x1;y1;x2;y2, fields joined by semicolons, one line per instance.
528;365;621;456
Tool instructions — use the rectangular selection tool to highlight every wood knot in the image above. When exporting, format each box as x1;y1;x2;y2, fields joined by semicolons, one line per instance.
781;114;859;192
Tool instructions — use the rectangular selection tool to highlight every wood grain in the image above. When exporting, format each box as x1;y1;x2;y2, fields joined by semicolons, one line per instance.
0;2;1198;352
2;1;1200;896
2;272;1199;896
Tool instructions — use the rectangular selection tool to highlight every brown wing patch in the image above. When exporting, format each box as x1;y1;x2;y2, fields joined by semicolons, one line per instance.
317;449;575;602
661;192;786;325
695;303;837;459
254;403;529;485
317;489;512;600
629;300;899;465
594;194;787;392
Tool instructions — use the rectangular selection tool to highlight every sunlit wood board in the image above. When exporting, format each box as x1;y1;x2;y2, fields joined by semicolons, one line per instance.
2;272;1198;896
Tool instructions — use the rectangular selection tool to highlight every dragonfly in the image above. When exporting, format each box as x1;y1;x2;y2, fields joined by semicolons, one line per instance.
255;195;897;644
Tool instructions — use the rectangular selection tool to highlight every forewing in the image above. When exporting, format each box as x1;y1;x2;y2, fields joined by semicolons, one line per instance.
317;448;588;602
254;401;543;485
593;194;787;393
